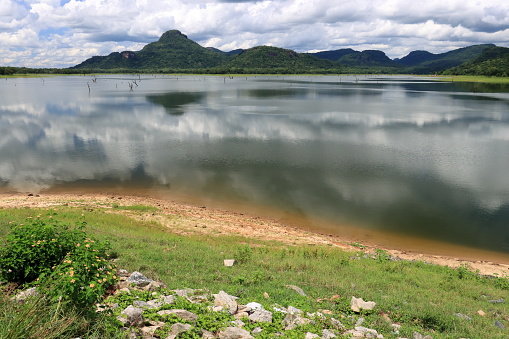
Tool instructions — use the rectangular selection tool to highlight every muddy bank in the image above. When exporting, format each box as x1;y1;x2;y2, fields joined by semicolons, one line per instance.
1;192;508;276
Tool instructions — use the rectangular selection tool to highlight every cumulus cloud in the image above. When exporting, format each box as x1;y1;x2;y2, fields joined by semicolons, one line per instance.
1;0;508;68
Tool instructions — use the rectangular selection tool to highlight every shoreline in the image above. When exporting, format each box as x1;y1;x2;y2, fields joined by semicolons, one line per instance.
1;192;508;276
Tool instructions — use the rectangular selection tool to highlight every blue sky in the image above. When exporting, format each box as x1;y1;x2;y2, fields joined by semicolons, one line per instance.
1;0;509;68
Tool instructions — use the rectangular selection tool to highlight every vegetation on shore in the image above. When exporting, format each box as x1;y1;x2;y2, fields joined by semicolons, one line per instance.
0;200;508;338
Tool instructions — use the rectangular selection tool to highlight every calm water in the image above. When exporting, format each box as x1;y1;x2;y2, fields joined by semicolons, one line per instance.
1;75;509;253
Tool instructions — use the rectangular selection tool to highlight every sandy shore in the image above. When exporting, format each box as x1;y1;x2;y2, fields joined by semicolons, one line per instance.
1;192;508;277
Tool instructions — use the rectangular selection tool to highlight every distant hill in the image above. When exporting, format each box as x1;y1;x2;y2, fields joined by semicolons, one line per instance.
73;30;228;70
307;49;356;61
442;46;509;77
394;51;438;66
71;30;503;75
224;46;338;72
396;44;495;74
337;50;401;67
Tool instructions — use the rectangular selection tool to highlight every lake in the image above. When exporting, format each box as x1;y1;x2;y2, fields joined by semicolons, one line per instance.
1;75;509;255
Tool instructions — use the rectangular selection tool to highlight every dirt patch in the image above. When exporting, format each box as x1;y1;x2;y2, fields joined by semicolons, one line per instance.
1;192;508;277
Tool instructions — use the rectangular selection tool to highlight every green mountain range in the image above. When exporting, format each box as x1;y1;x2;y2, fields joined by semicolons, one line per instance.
70;29;503;75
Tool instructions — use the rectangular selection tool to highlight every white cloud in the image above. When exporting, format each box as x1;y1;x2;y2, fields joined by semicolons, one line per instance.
1;0;508;68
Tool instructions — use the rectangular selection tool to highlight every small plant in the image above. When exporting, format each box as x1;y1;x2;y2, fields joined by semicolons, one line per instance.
235;244;254;264
373;249;391;263
456;263;479;280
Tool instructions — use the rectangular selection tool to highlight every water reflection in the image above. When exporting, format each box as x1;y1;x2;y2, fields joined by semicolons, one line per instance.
1;75;509;252
146;92;205;115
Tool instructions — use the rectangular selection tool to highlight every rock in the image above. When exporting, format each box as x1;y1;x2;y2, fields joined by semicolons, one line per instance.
214;290;238;315
175;288;195;297
245;302;263;310
454;313;472;320
14;287;38;302
494;321;505;329
231;319;245;327
127;271;153;287
165;323;192;339
355;326;379;337
356;317;365;326
116;287;131;295
477;310;486;317
133;300;154;309
286;284;306;296
489;298;505;303
251;327;263;334
413;332;431;339
287;306;303;314
119;305;144;327
350;296;376;313
202;330;215;338
307;312;326;320
329;318;344;330
304;333;319;339
283;313;313;330
218;327;254;339
263;292;270;299
143;281;166;291
118;269;129;277
224;259;236;266
322;329;337;338
157;309;198;322
235;312;250;319
248;309;273;323
141;325;160;337
116;281;131;289
161;295;176;305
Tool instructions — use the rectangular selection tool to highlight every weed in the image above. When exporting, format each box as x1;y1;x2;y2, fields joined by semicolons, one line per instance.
235;244;254;264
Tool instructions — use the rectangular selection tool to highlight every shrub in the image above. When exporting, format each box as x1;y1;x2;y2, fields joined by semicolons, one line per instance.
0;216;117;307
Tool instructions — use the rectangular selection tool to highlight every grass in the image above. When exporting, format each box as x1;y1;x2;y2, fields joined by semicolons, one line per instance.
0;206;508;338
433;75;509;83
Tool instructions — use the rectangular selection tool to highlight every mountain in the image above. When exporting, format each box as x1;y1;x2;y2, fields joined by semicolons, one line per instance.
443;46;509;77
307;49;356;61
396;44;495;74
73;30;228;70
71;30;501;75
337;50;401;67
394;50;437;66
224;46;338;71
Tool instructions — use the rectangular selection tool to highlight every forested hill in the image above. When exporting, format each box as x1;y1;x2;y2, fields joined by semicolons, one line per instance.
442;46;509;77
67;30;505;75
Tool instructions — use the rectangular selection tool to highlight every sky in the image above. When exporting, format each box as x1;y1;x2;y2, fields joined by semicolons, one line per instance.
1;0;509;68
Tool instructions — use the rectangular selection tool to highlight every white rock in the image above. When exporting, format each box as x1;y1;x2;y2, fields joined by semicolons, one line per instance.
248;309;273;323
224;259;236;266
214;290;238;315
350;296;376;313
218;326;254;339
245;302;263;310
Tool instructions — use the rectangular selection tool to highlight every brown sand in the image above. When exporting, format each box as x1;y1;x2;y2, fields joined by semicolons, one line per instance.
1;192;508;277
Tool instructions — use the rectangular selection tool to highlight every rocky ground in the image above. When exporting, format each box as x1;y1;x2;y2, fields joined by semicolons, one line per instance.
98;269;427;339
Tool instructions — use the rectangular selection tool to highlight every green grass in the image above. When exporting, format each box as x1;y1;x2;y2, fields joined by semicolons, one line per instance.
434;75;509;83
1;207;508;338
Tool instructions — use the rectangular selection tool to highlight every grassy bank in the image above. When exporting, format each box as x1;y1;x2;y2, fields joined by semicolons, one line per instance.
434;75;509;83
1;201;508;338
